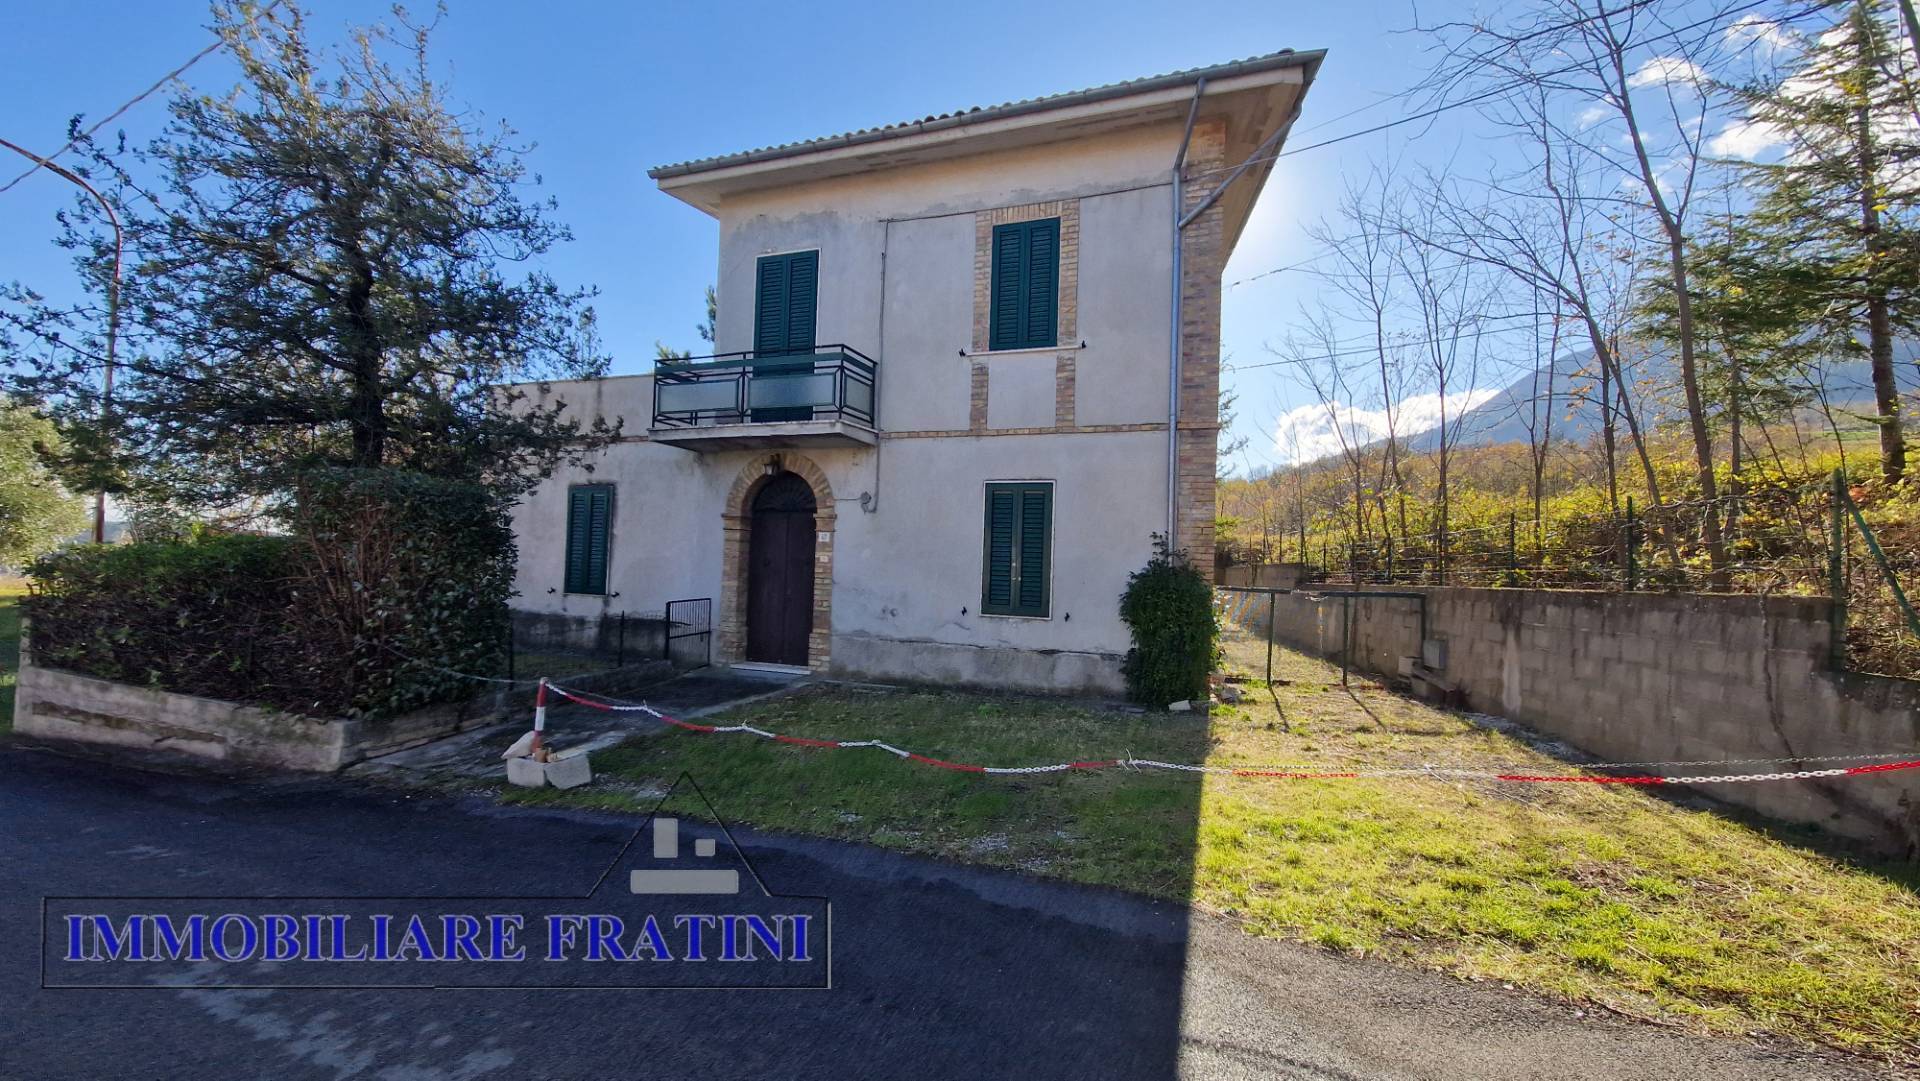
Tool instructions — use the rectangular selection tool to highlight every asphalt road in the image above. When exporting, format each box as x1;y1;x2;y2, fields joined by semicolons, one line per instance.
0;743;1898;1080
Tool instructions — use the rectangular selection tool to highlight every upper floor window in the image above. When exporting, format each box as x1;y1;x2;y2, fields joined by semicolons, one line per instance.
755;250;819;356
989;218;1060;351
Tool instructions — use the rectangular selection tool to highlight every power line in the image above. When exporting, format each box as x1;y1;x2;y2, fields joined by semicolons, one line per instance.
0;0;283;195
1225;255;1328;289
1286;0;1675;137
1231;319;1550;373
1190;0;1801;182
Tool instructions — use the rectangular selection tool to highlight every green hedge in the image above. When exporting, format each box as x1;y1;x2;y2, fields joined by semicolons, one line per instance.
25;469;513;718
26;532;304;702
1119;536;1219;707
289;468;515;716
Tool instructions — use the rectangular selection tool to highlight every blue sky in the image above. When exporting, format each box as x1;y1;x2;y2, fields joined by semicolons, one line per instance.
0;1;1490;472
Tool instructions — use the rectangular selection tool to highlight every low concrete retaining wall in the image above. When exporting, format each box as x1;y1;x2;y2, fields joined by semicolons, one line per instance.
12;663;502;771
11;626;677;772
1223;586;1920;856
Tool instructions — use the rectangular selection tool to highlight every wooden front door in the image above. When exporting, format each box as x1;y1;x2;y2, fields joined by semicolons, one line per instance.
746;472;817;665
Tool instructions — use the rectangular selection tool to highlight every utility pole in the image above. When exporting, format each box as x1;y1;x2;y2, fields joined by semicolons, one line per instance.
1;137;120;544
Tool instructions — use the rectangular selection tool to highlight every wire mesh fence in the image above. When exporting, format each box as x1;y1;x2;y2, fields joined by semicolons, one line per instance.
1247;473;1918;680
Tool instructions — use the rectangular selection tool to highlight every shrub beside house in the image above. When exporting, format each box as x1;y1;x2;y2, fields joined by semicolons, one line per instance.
12;470;524;768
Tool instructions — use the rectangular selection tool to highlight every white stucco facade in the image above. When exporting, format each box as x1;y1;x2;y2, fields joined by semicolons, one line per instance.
506;51;1320;693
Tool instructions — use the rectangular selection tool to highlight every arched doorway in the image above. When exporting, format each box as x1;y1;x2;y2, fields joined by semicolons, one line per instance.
746;471;817;665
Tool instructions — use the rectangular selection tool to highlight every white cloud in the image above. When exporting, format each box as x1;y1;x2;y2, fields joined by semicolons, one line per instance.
1627;56;1706;90
1707;118;1786;159
1270;388;1503;466
1575;102;1613;128
1726;14;1794;54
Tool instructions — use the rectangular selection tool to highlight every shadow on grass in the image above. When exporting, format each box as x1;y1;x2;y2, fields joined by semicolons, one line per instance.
528;681;1213;1074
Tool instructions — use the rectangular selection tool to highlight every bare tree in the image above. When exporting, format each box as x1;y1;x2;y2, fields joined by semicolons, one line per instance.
1393;193;1498;577
1420;0;1763;582
1518;280;1570;552
1307;169;1414;540
1271;309;1383;549
1412;123;1672;525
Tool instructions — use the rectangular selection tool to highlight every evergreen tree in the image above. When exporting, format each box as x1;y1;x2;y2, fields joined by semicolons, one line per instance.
0;399;87;566
0;2;617;509
655;285;718;361
1730;0;1920;481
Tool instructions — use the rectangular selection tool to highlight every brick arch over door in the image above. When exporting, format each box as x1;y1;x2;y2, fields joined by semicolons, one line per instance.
720;452;835;670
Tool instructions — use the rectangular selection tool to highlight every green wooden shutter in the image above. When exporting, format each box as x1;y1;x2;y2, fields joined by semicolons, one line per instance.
564;484;613;595
755;256;789;355
755;251;818;356
988;218;1059;350
982;486;1018;611
783;251;817;353
1016;485;1051;613
1022;219;1059;348
989;225;1026;351
981;483;1051;616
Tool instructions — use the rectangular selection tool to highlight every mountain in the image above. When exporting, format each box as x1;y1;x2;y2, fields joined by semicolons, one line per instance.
1402;339;1919;453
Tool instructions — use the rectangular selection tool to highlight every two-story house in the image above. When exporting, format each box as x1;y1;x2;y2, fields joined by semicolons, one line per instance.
506;49;1323;695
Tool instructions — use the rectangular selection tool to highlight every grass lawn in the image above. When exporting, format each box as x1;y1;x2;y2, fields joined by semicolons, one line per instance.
0;579;23;733
507;623;1920;1062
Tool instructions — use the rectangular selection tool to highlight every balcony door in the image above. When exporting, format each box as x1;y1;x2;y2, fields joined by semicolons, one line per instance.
746;471;817;666
752;251;818;422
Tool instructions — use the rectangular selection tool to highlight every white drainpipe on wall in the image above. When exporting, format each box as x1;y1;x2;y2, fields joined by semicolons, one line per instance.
1166;78;1206;549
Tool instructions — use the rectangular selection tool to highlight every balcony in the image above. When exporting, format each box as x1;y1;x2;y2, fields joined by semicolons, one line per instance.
648;346;879;452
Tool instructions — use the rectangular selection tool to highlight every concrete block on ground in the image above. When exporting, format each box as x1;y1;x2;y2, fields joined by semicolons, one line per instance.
543;751;593;789
505;756;546;787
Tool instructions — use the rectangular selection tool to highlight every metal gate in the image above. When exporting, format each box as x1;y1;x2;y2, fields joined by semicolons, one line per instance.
664;597;712;668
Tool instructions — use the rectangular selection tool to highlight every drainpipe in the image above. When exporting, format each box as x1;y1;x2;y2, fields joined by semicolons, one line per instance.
862;217;891;514
1167;78;1206;549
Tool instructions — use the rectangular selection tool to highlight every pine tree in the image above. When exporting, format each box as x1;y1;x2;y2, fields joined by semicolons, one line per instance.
0;2;617;509
1731;0;1920;482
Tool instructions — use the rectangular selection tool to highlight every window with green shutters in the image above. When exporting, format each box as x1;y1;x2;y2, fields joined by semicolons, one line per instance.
980;482;1053;617
988;218;1060;350
754;250;819;357
564;484;613;595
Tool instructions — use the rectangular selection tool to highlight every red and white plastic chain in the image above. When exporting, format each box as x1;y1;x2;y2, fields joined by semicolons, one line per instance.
543;683;1920;787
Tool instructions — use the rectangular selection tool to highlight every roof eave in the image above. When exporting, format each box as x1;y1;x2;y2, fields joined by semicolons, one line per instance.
647;49;1325;187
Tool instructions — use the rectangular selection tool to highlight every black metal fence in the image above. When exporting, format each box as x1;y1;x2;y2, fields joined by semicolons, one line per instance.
504;599;712;681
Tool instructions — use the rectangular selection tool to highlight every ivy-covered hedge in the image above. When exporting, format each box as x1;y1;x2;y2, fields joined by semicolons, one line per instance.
26;532;304;701
1118;536;1219;707
288;468;515;716
25;469;513;718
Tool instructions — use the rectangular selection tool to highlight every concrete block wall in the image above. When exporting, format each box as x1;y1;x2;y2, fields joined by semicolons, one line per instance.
1219;564;1307;590
1226;587;1920;855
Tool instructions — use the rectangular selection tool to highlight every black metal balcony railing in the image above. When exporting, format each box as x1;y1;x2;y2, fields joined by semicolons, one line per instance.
651;346;877;429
